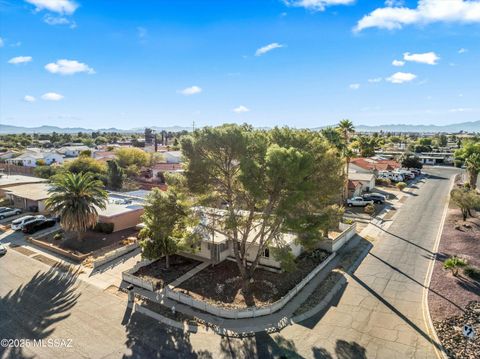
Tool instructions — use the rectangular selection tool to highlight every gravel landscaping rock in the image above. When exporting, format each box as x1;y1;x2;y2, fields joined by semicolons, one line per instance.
435;301;480;359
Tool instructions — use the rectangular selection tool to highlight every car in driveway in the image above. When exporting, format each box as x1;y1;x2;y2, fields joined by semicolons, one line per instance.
0;244;6;255
0;207;22;220
22;218;56;235
347;197;374;207
362;193;387;204
11;215;46;231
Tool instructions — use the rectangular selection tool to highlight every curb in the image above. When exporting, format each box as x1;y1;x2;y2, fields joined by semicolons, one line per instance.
422;174;455;359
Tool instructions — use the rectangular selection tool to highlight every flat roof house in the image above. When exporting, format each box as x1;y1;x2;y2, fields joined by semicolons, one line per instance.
2;182;51;212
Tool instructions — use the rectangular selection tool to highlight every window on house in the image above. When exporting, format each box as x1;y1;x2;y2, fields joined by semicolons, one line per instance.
263;248;270;258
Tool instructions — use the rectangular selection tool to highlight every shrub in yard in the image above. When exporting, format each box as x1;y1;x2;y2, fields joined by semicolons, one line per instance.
53;233;63;241
93;222;114;234
342;218;354;225
364;203;376;215
376;178;391;186
396;182;407;191
453;159;463;168
464;265;480;280
443;256;467;276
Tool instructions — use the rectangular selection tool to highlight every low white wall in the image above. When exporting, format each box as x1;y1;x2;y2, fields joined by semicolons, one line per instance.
164;251;336;319
93;243;138;269
122;259;156;291
316;222;356;253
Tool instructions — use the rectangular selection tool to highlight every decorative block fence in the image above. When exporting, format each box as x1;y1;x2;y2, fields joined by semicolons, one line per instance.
316;222;357;253
122;259;157;291
92;243;139;269
122;222;357;319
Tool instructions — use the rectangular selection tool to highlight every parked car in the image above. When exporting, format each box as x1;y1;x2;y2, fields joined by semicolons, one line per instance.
362;193;387;204
0;208;22;220
347;197;374;207
23;218;56;234
378;171;404;182
11;215;46;231
0;244;6;255
395;169;415;180
410;168;422;176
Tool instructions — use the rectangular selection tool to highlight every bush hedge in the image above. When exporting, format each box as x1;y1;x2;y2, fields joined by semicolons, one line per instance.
93;222;114;234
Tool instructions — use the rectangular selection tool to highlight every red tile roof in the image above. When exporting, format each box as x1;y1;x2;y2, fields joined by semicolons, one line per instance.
348;180;362;190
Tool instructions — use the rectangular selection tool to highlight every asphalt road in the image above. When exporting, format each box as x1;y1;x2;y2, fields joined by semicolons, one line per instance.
0;167;459;359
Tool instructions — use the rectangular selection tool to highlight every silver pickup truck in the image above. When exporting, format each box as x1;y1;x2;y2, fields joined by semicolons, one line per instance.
346;197;374;207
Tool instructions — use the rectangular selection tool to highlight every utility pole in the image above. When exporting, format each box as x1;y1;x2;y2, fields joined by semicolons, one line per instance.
192;120;195;132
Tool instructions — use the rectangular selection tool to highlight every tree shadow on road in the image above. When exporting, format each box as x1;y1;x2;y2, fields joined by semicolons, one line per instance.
0;263;80;359
371;222;435;255
122;311;213;359
312;339;367;359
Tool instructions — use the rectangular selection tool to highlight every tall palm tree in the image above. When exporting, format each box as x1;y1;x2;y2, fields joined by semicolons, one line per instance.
336;119;355;200
465;153;480;189
46;172;108;241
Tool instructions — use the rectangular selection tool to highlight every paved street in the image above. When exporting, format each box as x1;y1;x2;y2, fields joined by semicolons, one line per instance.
0;167;459;358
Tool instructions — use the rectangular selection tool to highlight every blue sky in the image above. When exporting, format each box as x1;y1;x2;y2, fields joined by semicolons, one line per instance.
1;0;480;129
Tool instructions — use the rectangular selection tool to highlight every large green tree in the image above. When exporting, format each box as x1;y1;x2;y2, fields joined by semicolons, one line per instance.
107;159;124;190
455;141;480;189
181;124;343;302
138;187;195;269
46;172;108;241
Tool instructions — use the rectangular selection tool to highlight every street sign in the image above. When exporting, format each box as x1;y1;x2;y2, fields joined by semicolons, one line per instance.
463;325;476;340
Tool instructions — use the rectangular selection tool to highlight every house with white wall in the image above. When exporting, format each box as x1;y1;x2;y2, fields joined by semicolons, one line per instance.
163;151;183;164
57;145;91;158
6;149;64;167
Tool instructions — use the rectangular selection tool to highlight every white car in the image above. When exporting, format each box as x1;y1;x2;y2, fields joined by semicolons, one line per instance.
0;244;6;255
347;197;374;207
11;215;46;231
0;208;22;220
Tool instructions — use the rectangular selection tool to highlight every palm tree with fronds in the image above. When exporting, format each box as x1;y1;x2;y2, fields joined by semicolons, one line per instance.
336;119;355;200
46;172;108;241
465;153;480;189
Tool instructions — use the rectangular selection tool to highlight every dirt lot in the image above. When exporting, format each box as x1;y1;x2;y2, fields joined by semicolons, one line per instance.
134;254;201;289
429;208;480;322
175;250;329;309
36;228;138;256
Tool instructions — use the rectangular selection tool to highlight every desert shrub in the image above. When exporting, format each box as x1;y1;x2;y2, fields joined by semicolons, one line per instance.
93;222;114;234
454;159;463;168
342;218;354;225
376;178;391;186
53;233;63;241
464;265;480;280
396;182;407;191
443;256;467;276
364;203;375;215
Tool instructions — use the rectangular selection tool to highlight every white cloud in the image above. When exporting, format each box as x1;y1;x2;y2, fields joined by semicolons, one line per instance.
283;0;355;12
403;51;439;65
355;0;480;32
458;48;468;54
386;72;417;83
385;0;404;6
41;92;64;101
392;59;405;66
43;14;76;27
25;0;78;15
179;86;202;96
8;56;32;64
233;105;250;113
255;43;285;56
45;59;95;75
0;37;3;47
349;83;360;90
368;77;382;83
449;107;472;113
23;95;36;103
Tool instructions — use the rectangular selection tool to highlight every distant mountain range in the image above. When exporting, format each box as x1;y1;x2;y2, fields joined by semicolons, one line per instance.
0;125;192;134
2;121;480;134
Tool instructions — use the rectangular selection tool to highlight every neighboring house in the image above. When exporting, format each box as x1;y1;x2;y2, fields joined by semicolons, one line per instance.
347;180;362;198
97;202;144;232
57;145;91;158
418;156;439;165
0;150;20;160
350;157;400;174
348;172;375;192
5;149;64;167
0;175;48;197
187;207;303;270
163;151;183;164
93;151;116;162
2;182;51;212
